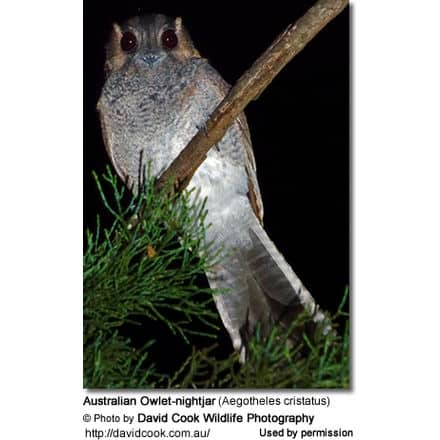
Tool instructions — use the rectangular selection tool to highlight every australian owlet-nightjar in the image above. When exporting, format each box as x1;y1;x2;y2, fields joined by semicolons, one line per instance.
97;13;325;359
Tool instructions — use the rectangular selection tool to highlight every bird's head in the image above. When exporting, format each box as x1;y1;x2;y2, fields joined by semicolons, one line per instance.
104;14;201;75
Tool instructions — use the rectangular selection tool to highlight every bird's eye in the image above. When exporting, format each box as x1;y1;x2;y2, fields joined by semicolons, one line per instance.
161;29;178;50
120;31;138;52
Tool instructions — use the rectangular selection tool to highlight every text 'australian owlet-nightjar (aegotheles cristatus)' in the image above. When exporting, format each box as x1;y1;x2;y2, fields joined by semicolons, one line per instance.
97;13;325;359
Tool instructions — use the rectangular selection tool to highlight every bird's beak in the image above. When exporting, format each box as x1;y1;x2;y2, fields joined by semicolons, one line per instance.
137;53;165;67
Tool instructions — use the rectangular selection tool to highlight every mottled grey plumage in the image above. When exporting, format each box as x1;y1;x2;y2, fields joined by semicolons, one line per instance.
98;14;325;359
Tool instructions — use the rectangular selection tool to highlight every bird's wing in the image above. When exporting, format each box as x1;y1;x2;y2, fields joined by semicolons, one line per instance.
236;114;264;224
193;60;264;223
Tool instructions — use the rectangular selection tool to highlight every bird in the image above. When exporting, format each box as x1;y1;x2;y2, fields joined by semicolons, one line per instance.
97;13;326;360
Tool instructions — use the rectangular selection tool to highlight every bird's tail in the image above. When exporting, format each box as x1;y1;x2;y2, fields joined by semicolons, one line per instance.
207;221;327;361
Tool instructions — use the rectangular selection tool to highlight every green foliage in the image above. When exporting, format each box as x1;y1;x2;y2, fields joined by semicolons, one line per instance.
166;291;349;389
84;168;350;389
84;167;220;388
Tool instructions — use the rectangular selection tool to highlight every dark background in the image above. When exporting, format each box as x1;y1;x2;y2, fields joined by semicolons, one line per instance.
84;0;349;367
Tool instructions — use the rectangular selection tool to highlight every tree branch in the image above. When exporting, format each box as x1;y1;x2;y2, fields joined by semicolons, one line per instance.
156;0;348;191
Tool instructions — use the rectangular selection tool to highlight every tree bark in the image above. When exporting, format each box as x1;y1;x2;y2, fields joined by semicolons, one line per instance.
156;0;348;192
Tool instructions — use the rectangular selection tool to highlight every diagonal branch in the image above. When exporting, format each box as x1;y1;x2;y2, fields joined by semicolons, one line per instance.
156;0;348;191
